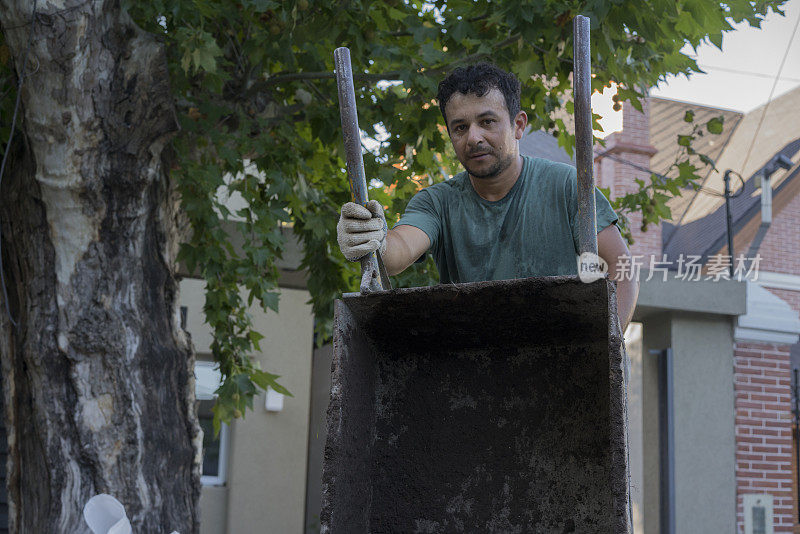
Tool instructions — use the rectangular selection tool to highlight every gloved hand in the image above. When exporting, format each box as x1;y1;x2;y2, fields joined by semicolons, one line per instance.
337;200;388;261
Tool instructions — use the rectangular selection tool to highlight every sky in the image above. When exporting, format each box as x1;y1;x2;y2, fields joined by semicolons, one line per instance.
594;0;800;137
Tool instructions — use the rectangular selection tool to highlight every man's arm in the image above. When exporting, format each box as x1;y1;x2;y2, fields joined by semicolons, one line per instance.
597;224;639;332
337;201;431;276
383;225;431;276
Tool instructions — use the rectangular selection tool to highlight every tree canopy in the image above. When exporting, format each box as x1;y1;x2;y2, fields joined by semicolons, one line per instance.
3;0;786;430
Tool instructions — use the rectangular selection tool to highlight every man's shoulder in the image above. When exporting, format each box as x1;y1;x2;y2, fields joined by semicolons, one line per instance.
524;156;575;181
417;171;471;198
523;156;576;193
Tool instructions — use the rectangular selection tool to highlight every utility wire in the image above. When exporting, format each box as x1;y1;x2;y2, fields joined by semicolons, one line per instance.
697;64;800;83
0;0;38;329
740;8;800;176
595;150;746;198
596;150;665;179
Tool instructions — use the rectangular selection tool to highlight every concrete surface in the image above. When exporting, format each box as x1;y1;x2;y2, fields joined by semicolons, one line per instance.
671;313;736;533
624;323;644;534
640;311;737;533
635;272;746;319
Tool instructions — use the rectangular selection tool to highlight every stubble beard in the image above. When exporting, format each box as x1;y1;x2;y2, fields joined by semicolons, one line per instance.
464;150;515;179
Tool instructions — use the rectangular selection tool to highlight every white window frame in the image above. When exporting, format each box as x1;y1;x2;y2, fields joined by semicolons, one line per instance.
195;360;230;487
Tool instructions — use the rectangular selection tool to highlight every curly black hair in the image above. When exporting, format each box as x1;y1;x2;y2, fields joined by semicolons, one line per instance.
436;63;521;128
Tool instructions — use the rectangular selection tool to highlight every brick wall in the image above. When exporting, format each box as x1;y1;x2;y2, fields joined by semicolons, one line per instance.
741;175;800;531
748;185;800;277
767;288;800;316
734;341;795;532
594;99;662;262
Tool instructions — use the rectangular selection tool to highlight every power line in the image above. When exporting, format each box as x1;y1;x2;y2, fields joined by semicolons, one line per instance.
697;64;800;83
595;150;665;179
740;8;800;175
0;0;38;329
595;150;745;199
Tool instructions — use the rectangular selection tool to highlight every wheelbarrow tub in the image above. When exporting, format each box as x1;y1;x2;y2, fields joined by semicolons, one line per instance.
321;276;630;533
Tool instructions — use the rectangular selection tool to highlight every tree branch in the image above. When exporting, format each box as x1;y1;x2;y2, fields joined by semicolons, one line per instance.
258;70;402;90
255;34;522;92
441;34;520;68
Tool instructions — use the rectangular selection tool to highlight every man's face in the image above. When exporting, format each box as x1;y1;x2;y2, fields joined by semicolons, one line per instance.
444;88;526;179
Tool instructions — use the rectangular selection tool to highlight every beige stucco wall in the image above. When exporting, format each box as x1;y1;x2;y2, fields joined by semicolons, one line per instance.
306;344;333;533
199;486;228;534
180;279;314;534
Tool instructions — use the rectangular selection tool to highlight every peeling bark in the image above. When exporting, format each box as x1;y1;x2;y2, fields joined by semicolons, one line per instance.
0;1;200;532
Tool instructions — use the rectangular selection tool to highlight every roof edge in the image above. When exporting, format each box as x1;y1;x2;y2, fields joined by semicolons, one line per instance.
649;95;746;116
700;162;800;259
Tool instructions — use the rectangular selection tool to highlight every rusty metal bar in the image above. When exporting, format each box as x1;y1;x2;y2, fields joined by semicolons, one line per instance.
573;15;597;255
333;47;388;293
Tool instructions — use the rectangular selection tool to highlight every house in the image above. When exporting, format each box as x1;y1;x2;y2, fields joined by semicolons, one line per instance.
527;87;800;533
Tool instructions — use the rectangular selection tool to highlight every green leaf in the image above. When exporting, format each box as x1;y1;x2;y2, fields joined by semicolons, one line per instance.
709;32;723;50
707;116;724;134
654;200;672;219
676;160;699;183
450;20;472;42
248;330;265;351
251;370;293;397
180;51;192;74
663;180;681;196
233;373;256;396
616;87;643;112
517;57;542;81
387;7;407;20
262;291;279;313
180;28;224;75
683;110;694;123
212;395;235;437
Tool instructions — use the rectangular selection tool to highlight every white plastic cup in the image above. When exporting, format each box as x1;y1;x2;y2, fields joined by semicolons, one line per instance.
83;494;132;534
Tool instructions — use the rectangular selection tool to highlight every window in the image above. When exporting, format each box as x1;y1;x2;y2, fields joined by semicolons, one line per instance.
195;360;230;486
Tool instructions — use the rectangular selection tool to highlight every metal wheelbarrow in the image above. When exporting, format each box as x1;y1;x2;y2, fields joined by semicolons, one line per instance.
322;277;629;533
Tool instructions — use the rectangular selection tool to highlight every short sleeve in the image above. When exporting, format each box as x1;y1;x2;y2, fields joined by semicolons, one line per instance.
594;187;620;234
394;188;441;253
566;169;620;251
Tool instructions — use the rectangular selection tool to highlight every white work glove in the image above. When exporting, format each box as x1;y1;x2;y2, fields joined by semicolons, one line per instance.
337;200;388;261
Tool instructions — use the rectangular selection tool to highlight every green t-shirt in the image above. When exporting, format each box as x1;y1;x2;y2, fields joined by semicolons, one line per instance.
395;155;619;284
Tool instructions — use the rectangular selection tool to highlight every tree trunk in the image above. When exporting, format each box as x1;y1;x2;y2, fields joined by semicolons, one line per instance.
0;2;200;532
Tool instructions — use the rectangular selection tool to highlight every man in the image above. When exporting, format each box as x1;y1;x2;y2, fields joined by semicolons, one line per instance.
337;63;638;330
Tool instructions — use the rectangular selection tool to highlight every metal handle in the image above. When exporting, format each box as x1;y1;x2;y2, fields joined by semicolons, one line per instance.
573;15;598;256
333;47;390;293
